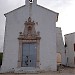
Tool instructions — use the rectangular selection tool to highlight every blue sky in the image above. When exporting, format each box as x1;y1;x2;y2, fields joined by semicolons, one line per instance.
0;0;75;51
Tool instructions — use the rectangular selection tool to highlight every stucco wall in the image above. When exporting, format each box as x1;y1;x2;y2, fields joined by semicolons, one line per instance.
65;33;75;67
1;0;58;72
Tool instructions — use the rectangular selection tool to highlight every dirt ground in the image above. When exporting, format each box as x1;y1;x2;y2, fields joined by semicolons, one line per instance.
0;67;75;75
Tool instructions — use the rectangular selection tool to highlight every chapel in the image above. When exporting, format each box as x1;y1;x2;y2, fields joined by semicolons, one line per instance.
1;0;59;72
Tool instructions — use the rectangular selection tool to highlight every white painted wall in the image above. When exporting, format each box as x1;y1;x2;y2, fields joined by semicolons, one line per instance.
65;33;75;67
1;0;58;72
56;27;66;65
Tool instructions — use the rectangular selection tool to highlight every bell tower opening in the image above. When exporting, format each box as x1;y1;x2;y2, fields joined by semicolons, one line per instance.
29;0;33;3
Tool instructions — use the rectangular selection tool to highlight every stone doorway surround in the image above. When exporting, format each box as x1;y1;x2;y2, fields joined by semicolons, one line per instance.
18;17;41;68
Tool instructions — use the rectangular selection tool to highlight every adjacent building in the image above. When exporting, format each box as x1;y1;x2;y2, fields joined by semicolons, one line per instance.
64;33;75;67
56;27;66;65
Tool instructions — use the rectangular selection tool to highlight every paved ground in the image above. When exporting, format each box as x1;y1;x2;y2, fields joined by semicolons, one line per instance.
0;67;75;75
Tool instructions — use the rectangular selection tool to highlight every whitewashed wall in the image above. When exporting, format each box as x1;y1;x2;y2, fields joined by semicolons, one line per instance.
65;33;75;67
56;27;66;65
1;0;58;72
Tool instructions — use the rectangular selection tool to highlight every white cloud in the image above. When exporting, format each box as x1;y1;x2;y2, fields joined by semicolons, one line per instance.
56;0;75;35
7;0;24;5
38;0;72;11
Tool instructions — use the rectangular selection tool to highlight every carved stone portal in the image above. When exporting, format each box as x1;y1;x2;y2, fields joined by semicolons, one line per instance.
18;17;41;68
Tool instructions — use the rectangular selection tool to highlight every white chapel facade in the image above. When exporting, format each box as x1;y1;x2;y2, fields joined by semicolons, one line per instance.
1;0;59;72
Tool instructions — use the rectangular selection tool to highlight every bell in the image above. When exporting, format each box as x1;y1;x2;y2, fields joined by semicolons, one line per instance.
29;0;32;2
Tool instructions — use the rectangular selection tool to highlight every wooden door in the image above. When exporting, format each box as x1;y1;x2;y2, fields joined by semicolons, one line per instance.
22;43;37;67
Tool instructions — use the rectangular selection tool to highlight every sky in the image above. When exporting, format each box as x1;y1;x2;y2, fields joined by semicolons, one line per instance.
0;0;75;52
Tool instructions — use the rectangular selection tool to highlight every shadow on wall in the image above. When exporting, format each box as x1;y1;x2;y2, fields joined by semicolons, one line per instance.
0;52;3;67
